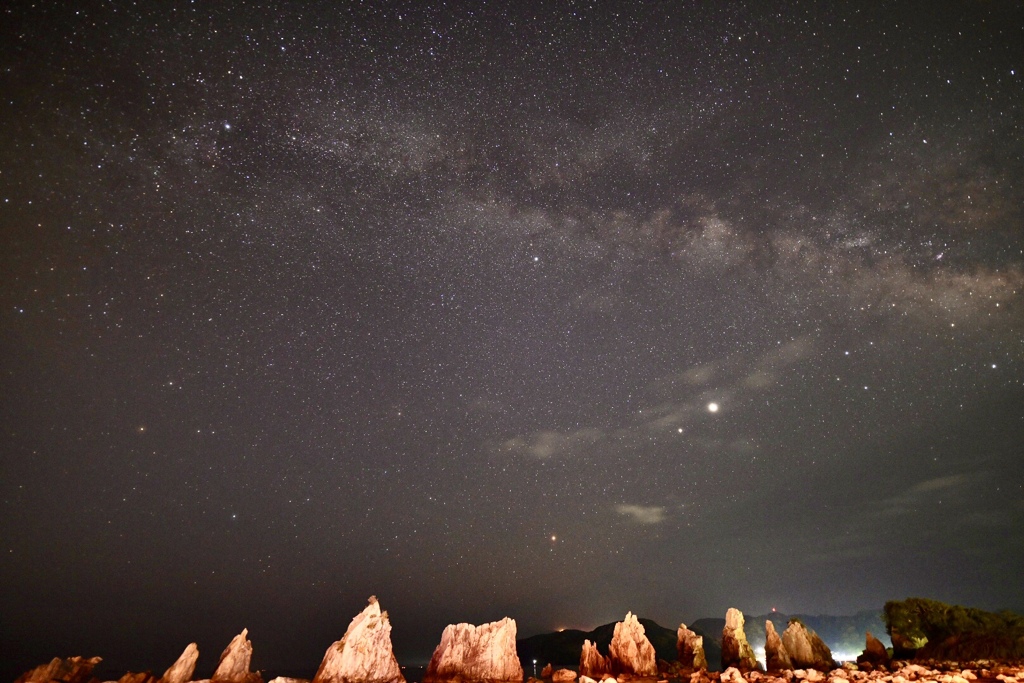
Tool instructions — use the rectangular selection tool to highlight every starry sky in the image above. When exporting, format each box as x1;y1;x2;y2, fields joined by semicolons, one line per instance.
2;1;1023;679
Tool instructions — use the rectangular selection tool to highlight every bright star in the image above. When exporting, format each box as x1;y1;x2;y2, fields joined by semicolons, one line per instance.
707;402;719;413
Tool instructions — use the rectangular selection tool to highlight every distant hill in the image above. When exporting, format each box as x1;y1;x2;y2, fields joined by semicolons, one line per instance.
517;618;678;669
518;611;887;671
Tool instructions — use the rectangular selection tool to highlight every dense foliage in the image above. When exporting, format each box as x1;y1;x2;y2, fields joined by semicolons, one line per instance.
884;597;1024;657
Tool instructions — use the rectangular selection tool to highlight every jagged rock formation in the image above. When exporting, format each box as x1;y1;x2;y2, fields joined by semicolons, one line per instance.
676;624;707;670
608;612;657;676
541;665;554;678
856;632;890;667
313;597;405;683
781;621;834;671
721;609;758;671
764;621;793;672
551;670;576;683
16;657;103;683
580;640;612;678
161;644;199;683
212;629;262;683
423;617;524;683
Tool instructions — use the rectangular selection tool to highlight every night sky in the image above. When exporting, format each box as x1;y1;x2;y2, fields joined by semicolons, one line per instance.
2;1;1023;680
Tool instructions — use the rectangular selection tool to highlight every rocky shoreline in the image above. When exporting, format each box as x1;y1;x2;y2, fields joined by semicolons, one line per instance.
14;601;1024;683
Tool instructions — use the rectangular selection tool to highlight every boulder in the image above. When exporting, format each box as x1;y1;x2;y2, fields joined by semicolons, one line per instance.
117;674;155;683
721;668;744;683
580;640;612;678
313;597;405;683
580;677;599;683
542;665;555;679
781;621;834;672
161;644;199;683
267;679;309;683
423;617;524;683
677;624;708;670
721;609;758;671
16;657;104;683
609;612;658;676
765;621;794;672
856;632;889;667
552;670;577;683
212;629;262;683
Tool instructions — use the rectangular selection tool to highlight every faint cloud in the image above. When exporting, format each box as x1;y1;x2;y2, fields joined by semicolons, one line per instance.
910;473;969;493
498;427;604;459
682;365;715;385
616;504;667;525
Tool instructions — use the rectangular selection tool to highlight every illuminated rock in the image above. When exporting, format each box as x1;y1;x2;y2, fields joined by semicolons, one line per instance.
16;657;103;683
212;629;262;683
765;621;793;672
782;621;834;672
542;665;554;678
580;640;612;678
160;644;199;683
676;624;707;670
117;674;155;683
423;617;524;683
609;612;657;676
856;632;889;667
552;670;577;683
313;597;405;683
721;609;758;671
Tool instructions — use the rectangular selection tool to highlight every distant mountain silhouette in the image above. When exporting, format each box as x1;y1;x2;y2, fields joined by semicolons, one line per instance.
517;611;886;671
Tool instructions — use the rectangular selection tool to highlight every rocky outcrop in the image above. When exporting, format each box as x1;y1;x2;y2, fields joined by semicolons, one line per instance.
721;609;758;671
580;640;612;678
781;621;834;671
856;632;890;667
764;621;793;672
16;657;103;683
551;670;576;683
676;624;707;670
313;597;405;683
161;644;199;683
212;629;262;683
267;679;309;683
423;617;524;683
608;612;657;676
541;665;554;679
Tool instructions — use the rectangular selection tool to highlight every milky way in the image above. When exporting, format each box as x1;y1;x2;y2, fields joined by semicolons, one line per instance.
1;2;1022;678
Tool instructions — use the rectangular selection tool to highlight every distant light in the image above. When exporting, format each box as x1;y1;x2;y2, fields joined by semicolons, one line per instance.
550;535;557;542
677;427;684;433
707;402;719;413
224;123;232;130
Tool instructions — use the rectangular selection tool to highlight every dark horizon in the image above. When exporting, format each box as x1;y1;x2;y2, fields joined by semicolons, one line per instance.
3;1;1023;682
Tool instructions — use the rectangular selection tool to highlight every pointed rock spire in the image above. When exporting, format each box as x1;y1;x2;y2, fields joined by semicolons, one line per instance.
721;608;758;671
764;621;793;671
313;596;406;683
161;644;199;683
212;629;262;683
608;612;657;677
781;620;835;671
676;624;707;670
579;640;611;678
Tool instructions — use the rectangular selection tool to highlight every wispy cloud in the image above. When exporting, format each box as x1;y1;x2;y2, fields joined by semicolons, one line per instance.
497;427;604;459
616;504;667;525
